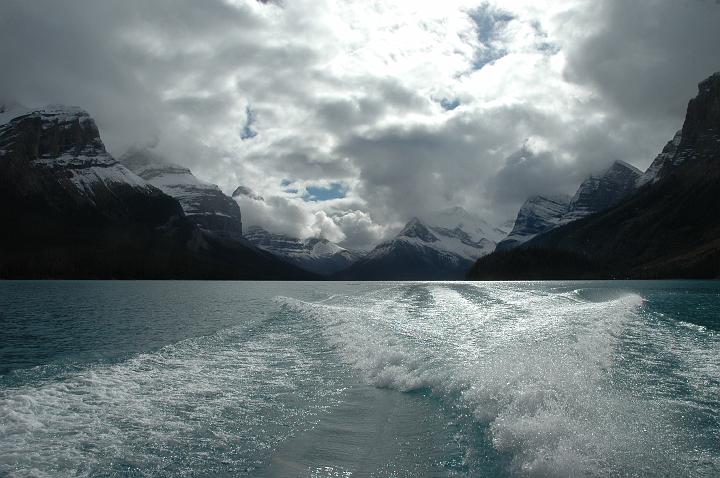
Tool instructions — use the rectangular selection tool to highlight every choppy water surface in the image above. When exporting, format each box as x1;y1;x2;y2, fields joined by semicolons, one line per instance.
1;281;719;477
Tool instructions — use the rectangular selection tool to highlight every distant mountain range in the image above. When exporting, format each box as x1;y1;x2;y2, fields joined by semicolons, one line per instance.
336;207;506;280
469;72;720;279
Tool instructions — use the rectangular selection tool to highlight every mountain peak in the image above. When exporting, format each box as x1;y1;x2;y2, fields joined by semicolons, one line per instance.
398;217;438;242
568;159;641;218
232;185;264;201
698;71;720;93
611;160;642;175
680;71;720;155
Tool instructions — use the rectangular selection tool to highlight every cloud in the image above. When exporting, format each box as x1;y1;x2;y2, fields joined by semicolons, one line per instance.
1;0;717;247
563;0;720;123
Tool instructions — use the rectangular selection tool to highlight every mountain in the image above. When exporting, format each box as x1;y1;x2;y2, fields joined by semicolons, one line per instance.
0;104;313;279
337;208;503;280
245;225;362;276
495;195;571;251
120;148;243;240
636;130;683;187
565;160;642;220
232;185;264;201
469;72;720;280
497;160;642;251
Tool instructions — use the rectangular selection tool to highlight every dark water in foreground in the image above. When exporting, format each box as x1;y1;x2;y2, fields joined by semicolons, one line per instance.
1;280;719;477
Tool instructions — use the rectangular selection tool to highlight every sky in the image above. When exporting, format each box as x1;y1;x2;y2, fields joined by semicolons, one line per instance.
1;0;719;249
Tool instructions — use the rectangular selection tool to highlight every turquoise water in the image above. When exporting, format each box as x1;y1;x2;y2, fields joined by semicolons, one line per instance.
1;281;719;477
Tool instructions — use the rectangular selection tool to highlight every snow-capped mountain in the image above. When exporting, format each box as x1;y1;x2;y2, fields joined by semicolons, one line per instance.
495;195;571;251
565;160;642;220
337;208;503;280
245;226;362;276
499;160;642;251
636;131;683;187
0;104;187;277
120;148;243;240
0;105;158;202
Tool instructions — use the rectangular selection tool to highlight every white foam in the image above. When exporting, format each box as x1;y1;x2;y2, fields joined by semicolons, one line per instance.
279;284;717;476
0;320;346;476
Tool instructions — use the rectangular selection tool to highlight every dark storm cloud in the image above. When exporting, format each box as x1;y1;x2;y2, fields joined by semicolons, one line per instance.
339;103;560;224
564;0;720;122
490;148;576;204
0;0;268;156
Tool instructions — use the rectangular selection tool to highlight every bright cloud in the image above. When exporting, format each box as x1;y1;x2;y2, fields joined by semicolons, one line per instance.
1;0;718;249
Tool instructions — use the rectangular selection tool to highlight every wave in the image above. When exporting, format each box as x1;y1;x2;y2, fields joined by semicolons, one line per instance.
278;284;717;477
0;315;346;477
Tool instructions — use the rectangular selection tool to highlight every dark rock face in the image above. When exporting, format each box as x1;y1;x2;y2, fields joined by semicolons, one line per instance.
469;72;720;280
0;106;172;216
121;149;243;240
0;106;192;277
0;105;313;279
244;226;361;276
496;195;570;251
467;248;605;280
636;130;683;187
677;72;720;165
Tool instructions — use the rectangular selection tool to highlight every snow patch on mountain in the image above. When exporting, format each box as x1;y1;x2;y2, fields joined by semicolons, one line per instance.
232;185;264;201
425;206;508;244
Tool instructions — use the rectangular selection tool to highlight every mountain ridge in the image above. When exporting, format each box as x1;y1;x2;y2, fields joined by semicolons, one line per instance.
120;148;244;241
245;225;362;276
469;72;720;280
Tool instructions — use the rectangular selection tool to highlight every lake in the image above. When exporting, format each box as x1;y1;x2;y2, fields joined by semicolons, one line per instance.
1;281;718;477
